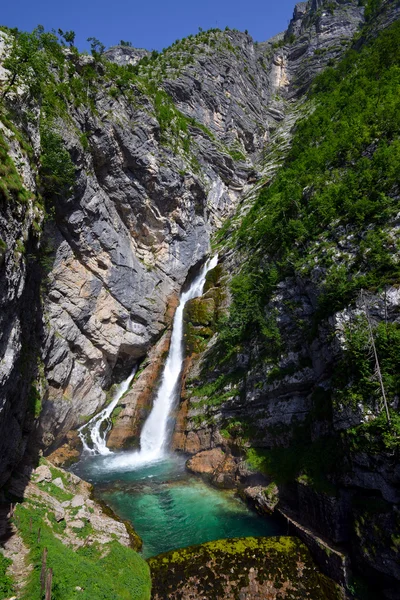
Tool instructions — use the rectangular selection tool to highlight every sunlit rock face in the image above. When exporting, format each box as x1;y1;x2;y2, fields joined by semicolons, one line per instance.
0;0;366;468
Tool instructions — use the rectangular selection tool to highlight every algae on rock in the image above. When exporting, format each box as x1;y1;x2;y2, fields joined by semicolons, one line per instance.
148;535;342;600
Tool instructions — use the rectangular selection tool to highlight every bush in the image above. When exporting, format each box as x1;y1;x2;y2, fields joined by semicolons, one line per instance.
39;128;75;200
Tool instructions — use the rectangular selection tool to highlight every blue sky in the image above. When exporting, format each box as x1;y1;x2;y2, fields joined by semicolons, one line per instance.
1;0;297;52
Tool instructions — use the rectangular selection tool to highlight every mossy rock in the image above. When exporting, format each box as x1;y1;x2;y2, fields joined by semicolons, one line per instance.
204;263;224;293
148;536;342;599
184;324;214;355
184;297;215;326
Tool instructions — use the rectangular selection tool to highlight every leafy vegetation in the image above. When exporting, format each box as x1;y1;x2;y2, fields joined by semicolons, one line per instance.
0;128;33;203
215;20;400;358
246;426;341;494
0;553;14;597
15;501;151;600
39;128;75;200
334;319;400;411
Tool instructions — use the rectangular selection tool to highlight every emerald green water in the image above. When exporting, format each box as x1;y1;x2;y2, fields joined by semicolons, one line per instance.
73;453;283;558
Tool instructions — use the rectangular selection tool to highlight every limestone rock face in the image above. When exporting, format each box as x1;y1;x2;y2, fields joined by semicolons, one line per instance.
0;0;368;464
0;117;43;487
104;45;149;67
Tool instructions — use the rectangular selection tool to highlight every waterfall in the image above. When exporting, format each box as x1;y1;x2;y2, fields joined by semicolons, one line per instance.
105;254;218;470
79;367;137;455
139;255;218;462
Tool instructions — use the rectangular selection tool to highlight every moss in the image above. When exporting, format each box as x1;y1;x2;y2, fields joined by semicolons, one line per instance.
149;536;341;599
185;297;215;326
0;553;14;598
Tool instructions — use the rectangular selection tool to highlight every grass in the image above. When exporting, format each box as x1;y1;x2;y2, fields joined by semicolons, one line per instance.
0;553;14;598
15;501;151;600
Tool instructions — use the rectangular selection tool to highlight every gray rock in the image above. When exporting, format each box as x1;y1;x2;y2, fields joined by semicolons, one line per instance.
69;519;85;529
70;494;85;508
54;506;65;522
52;477;65;490
33;465;52;484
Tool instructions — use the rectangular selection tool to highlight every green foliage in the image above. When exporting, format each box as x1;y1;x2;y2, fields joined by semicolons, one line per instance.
214;21;400;360
0;129;33;204
28;384;42;418
246;432;341;494
15;502;151;600
0;553;14;597
39;128;75;199
188;372;242;407
217;265;281;360
347;411;400;453
0;27;64;100
364;0;383;21
87;36;105;57
37;480;74;503
334;319;400;417
58;29;76;47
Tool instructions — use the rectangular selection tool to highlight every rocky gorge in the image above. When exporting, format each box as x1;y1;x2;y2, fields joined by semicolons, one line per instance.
0;0;400;598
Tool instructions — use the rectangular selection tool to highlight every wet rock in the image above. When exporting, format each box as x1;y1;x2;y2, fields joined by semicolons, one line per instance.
244;484;279;514
186;448;226;474
186;448;238;487
107;327;173;449
46;431;82;467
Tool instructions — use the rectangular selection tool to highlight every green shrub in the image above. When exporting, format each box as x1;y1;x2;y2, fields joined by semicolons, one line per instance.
39;128;75;199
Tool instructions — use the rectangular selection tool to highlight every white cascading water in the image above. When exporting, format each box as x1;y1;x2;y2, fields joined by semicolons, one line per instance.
139;255;218;461
105;254;218;470
79;366;137;455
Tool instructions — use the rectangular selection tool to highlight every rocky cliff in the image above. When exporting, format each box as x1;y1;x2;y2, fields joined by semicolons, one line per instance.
1;0;399;597
0;0;366;465
171;1;400;598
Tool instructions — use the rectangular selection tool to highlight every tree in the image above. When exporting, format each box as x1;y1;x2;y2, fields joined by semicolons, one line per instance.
87;36;105;57
0;27;59;100
58;29;76;47
120;40;132;47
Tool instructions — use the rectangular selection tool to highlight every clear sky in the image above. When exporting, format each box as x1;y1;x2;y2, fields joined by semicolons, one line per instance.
1;0;297;52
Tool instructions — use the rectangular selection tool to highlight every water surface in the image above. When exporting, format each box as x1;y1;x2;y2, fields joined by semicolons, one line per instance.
73;453;283;558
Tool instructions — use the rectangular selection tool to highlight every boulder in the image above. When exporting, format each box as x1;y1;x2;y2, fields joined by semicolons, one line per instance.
33;465;52;483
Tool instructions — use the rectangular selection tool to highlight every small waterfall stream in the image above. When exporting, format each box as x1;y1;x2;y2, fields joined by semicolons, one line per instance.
79;367;137;454
139;254;218;462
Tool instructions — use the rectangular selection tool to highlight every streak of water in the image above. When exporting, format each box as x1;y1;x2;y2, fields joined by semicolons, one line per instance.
78;367;137;455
